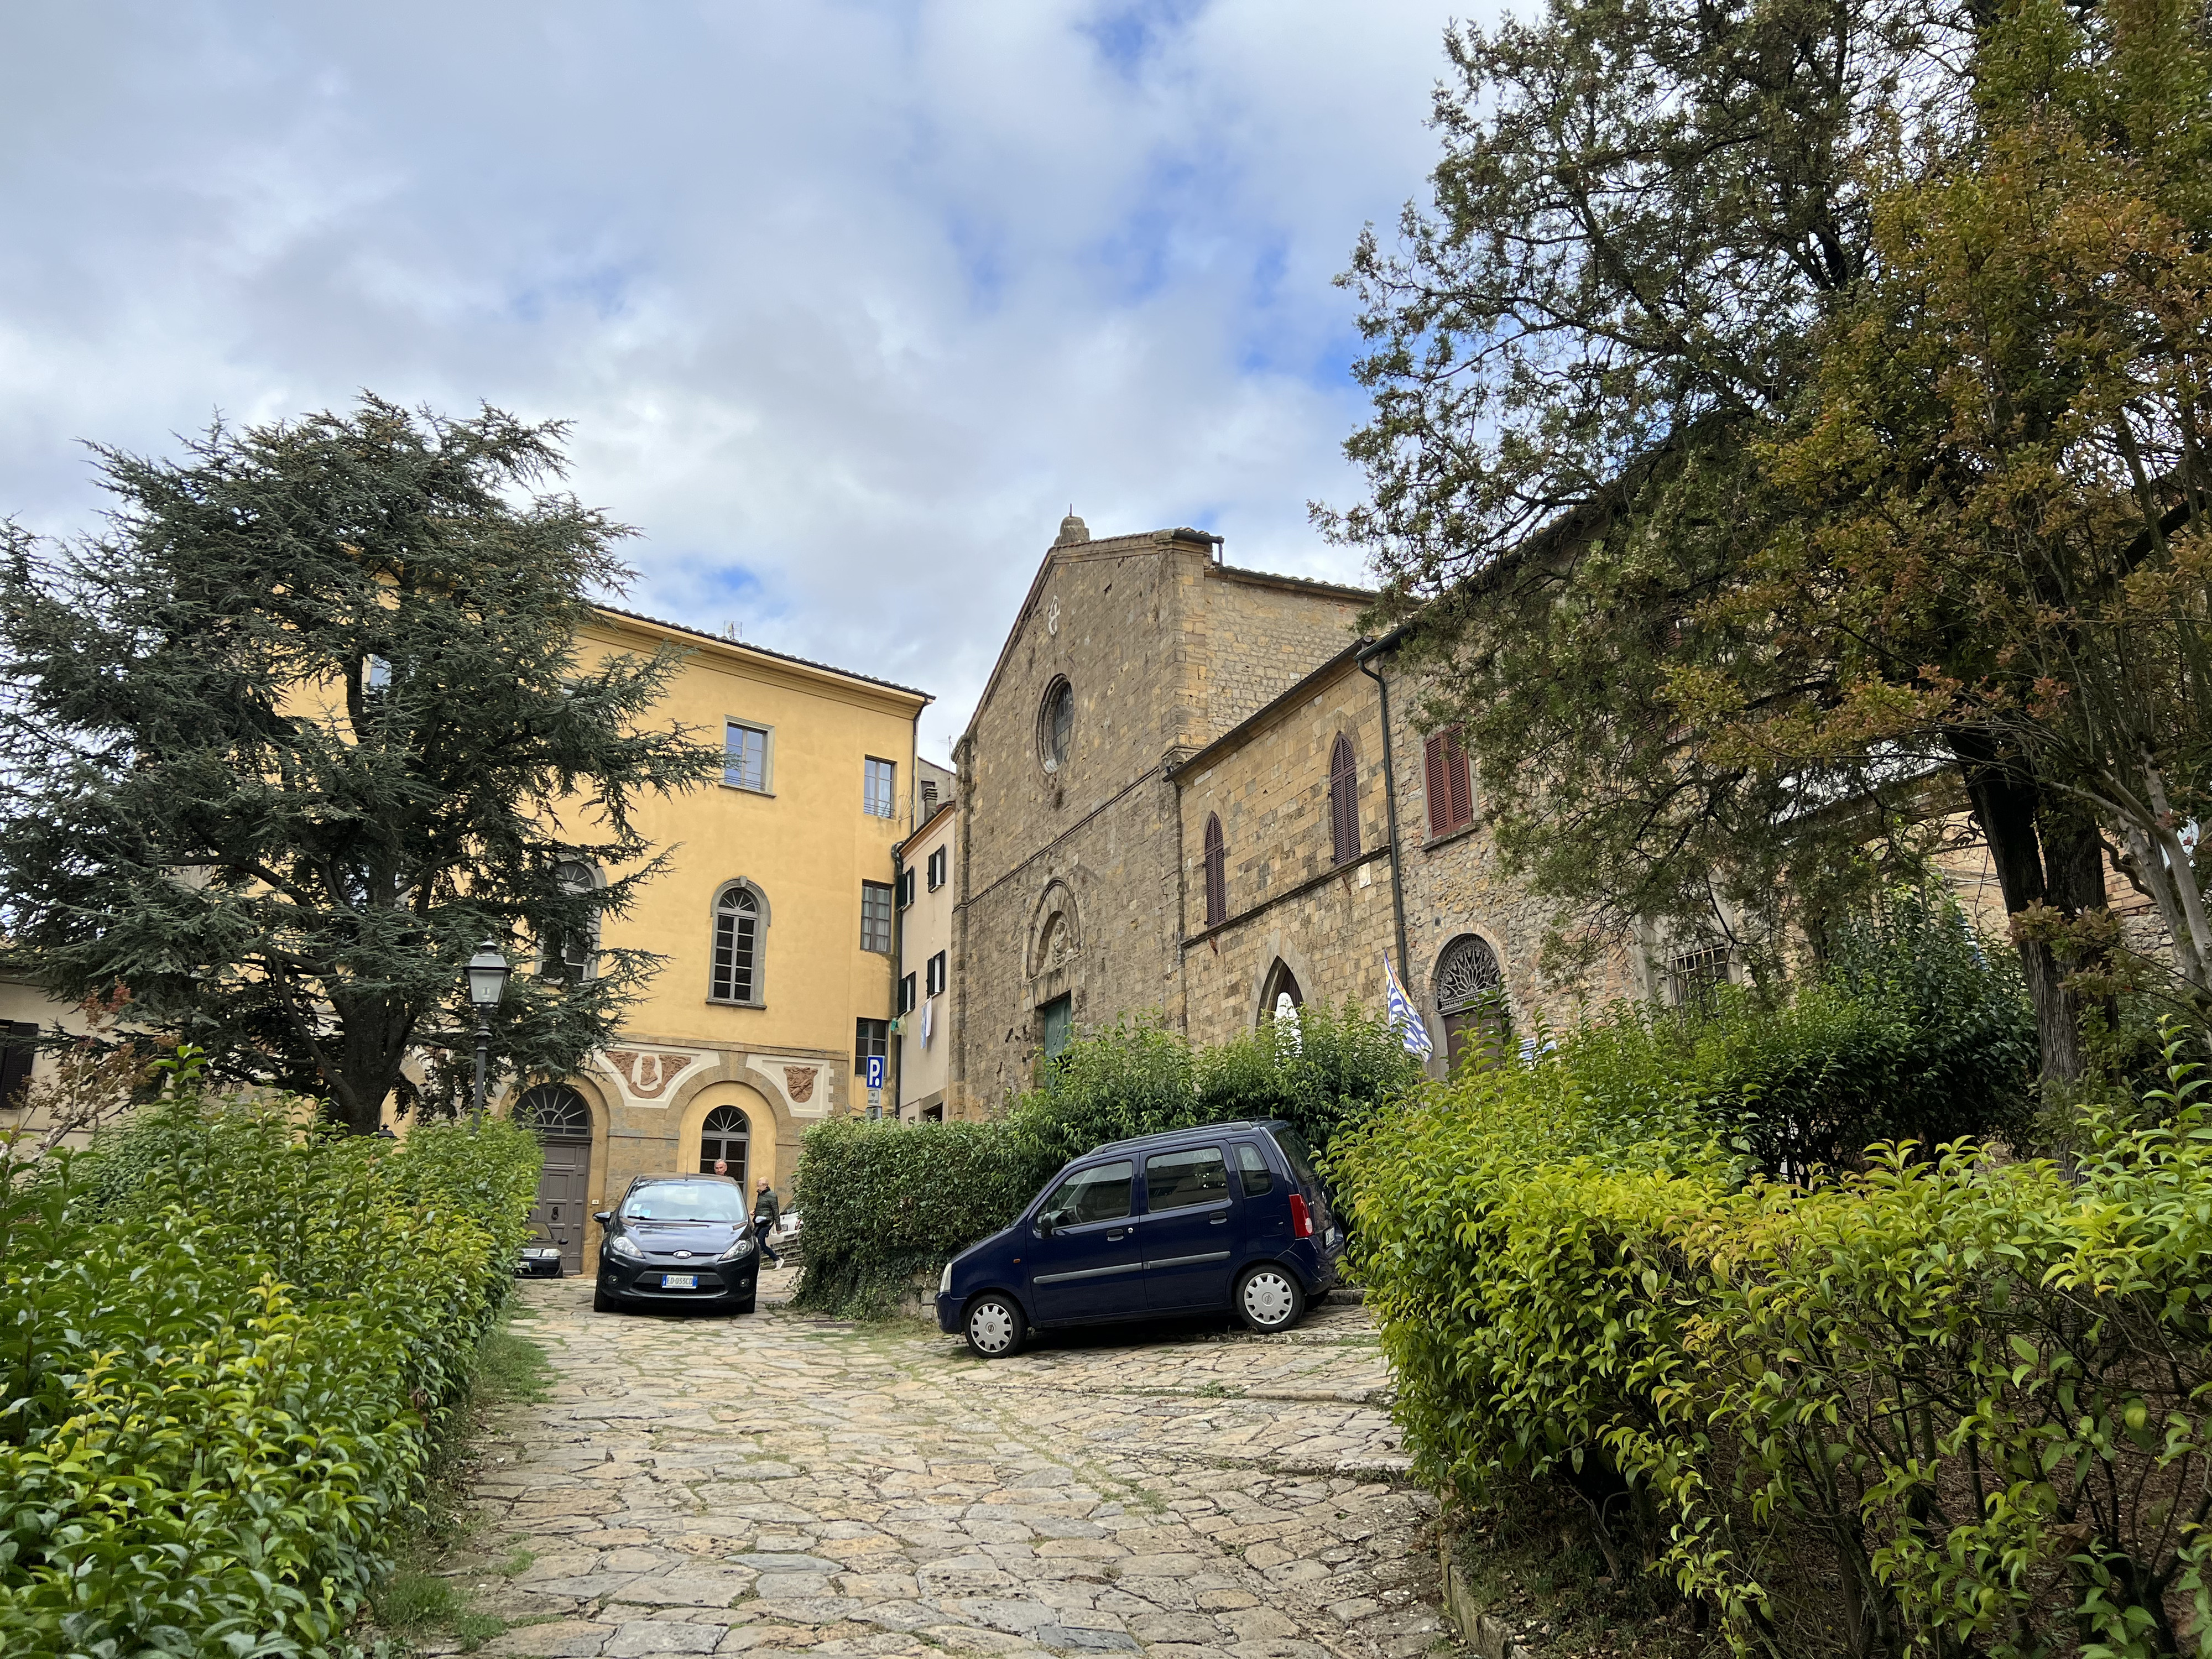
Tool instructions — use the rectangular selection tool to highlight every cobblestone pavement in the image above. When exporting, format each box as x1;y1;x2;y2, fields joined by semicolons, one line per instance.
447;1264;1444;1659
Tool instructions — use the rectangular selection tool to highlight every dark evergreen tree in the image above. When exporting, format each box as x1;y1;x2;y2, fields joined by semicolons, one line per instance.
0;397;721;1133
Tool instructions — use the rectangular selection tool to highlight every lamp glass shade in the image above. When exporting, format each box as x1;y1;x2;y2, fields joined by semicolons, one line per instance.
465;941;511;1009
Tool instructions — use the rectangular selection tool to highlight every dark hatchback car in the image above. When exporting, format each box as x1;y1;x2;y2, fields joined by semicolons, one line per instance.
936;1119;1342;1358
593;1174;760;1314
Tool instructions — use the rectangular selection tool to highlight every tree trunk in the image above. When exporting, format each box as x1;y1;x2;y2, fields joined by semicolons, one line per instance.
1949;730;2106;1084
326;990;414;1135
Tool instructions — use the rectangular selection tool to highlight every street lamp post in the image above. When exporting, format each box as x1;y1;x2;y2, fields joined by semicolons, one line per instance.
465;939;512;1134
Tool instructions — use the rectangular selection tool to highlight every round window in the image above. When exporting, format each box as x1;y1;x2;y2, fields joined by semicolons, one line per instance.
1039;678;1073;772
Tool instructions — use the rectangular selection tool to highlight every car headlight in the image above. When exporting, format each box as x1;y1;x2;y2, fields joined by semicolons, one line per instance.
939;1261;953;1295
609;1234;644;1260
718;1237;756;1262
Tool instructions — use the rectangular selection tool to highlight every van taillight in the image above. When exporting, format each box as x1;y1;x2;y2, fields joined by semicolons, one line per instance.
1290;1193;1313;1239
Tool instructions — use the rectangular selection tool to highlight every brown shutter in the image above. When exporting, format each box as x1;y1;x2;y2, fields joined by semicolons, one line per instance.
1203;814;1226;927
1329;734;1357;864
1423;734;1450;836
1445;728;1473;831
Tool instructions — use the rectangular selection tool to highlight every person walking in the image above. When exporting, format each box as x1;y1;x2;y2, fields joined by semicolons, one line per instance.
752;1176;784;1266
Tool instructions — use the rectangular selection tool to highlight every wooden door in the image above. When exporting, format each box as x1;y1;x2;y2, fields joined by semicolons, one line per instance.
531;1141;591;1273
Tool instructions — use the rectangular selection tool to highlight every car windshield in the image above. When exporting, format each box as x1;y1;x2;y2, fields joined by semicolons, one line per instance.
622;1182;745;1222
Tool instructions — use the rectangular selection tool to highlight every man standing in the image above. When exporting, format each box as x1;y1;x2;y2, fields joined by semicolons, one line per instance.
753;1176;784;1266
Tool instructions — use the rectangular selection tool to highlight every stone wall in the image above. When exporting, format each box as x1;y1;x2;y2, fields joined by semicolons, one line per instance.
1191;565;1369;732
1375;652;1646;1073
1174;653;1398;1047
1166;643;1645;1069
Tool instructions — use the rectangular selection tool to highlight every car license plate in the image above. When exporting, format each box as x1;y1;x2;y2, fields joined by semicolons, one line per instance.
661;1273;697;1289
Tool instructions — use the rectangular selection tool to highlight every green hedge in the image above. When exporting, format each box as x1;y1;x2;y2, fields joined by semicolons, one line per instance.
787;1118;1035;1316
791;1004;1421;1317
1334;1004;2212;1657
0;1092;539;1658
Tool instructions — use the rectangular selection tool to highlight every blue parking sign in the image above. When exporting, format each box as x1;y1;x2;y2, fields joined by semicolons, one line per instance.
866;1055;885;1090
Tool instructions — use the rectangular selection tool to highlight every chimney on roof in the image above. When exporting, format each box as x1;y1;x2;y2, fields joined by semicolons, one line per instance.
1056;508;1090;546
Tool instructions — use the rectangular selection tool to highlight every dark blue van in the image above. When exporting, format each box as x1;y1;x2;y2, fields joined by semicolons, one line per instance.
935;1119;1342;1357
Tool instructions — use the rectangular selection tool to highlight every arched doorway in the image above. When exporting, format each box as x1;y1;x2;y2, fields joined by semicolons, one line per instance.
1260;959;1304;1050
516;1083;593;1274
700;1103;750;1186
1434;934;1509;1075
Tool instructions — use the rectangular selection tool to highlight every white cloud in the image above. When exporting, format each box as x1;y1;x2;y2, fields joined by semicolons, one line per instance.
0;0;1479;760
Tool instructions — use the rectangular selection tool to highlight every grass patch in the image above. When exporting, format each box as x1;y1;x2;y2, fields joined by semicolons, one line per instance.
362;1300;555;1653
476;1326;554;1406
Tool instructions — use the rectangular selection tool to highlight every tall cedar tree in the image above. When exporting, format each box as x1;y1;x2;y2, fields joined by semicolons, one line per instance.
1321;0;2204;1078
0;398;721;1133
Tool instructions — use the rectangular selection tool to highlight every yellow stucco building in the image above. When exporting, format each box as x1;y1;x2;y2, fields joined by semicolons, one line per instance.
445;606;928;1270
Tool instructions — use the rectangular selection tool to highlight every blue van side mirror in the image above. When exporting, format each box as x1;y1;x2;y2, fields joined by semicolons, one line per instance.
1036;1212;1057;1238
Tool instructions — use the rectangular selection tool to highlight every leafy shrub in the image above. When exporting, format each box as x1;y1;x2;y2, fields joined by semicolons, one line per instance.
787;1118;1034;1317
1540;894;2036;1177
0;1092;539;1658
1337;997;2212;1658
792;1005;1421;1317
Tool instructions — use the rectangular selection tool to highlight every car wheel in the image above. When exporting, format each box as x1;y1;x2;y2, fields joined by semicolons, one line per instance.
593;1281;618;1313
964;1292;1026;1359
1235;1264;1306;1334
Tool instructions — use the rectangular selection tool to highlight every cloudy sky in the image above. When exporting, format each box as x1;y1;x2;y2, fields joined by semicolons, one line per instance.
2;2;1478;761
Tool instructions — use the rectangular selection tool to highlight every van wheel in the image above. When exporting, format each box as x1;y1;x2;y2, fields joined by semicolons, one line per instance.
964;1292;1026;1359
1235;1265;1306;1334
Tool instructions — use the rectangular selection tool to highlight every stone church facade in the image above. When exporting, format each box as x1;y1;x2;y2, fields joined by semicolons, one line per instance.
946;515;1647;1114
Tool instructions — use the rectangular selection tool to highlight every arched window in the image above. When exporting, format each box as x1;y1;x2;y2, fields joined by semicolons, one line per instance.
515;1082;591;1141
1328;734;1359;865
709;882;768;1005
1039;678;1074;772
699;1103;750;1183
1261;959;1303;1051
1434;933;1508;1075
1202;814;1226;928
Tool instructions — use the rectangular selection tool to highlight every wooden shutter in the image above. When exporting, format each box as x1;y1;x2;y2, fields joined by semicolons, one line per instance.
1426;729;1473;836
1444;728;1473;830
1328;734;1358;864
1203;814;1226;927
1423;734;1451;835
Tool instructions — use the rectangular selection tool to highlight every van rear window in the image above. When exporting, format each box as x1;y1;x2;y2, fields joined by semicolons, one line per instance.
1270;1128;1321;1190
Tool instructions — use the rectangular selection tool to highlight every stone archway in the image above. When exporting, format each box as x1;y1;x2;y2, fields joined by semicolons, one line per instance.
1027;879;1083;979
1247;933;1322;1034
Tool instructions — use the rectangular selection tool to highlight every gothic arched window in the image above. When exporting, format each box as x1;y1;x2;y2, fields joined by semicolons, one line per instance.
1202;814;1227;928
1261;959;1303;1050
1328;734;1358;865
710;881;768;1005
1434;933;1508;1074
700;1104;750;1182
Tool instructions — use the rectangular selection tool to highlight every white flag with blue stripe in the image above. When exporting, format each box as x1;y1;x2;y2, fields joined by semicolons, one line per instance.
1384;953;1433;1059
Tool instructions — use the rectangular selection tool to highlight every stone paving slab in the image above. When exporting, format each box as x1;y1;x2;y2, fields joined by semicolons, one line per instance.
447;1266;1443;1659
